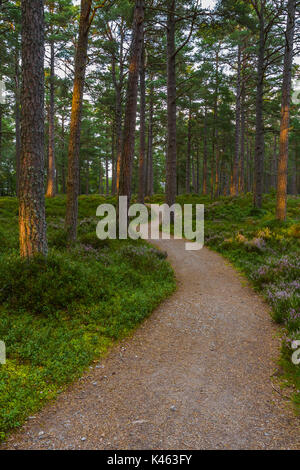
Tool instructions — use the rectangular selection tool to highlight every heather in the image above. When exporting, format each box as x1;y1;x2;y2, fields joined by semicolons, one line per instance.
150;192;300;407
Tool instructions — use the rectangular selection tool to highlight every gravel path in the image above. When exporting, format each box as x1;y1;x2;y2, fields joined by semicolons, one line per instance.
2;238;300;450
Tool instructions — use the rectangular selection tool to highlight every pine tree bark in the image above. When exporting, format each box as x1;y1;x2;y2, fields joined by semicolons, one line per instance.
185;106;192;193
202;108;208;195
233;44;241;196
271;133;277;189
0;105;2;168
276;0;296;220
166;0;177;208
65;0;92;240
253;3;265;208
239;82;246;193
118;0;145;202
146;83;154;196
19;0;48;258
61;114;66;193
15;57;21;196
138;43;146;203
46;36;56;197
113;25;125;194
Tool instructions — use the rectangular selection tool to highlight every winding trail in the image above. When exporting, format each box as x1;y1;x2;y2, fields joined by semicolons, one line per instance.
2;238;300;450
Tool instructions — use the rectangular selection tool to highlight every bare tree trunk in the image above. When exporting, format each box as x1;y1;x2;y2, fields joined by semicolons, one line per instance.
112;25;125;194
138;43;146;203
254;3;265;208
19;0;47;258
202;108;208;195
166;0;177;208
196;145;199;193
15;48;21;196
85;159;89;195
239;69;246;193
276;0;296;220
118;0;144;203
0;105;2;169
192;152;196;193
233;44;241;195
46;25;56;197
185;106;192;193
61;114;66;193
105;152;109;195
213;46;220;199
65;0;92;240
146;83;154;196
270;133;277;189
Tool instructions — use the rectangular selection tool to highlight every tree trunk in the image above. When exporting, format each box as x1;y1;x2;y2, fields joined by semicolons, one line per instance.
61;114;66;193
19;0;48;258
146;83;154;196
65;0;92;241
253;5;265;208
185;106;192;193
166;0;177;208
105;152;109;195
15;55;21;196
118;0;145;203
202;108;208;195
0;105;2;167
276;0;296;220
271;133;277;189
138;42;146;203
233;44;241;195
213;47;220;199
46;36;56;197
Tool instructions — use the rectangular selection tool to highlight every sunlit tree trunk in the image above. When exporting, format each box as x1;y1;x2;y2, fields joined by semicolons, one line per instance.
276;0;296;220
46;35;56;197
19;0;48;258
65;0;92;240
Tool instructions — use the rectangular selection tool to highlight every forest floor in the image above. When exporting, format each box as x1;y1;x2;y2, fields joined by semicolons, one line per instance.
2;231;300;450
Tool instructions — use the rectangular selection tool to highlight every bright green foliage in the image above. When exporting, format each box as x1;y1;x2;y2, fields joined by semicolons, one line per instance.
0;196;175;441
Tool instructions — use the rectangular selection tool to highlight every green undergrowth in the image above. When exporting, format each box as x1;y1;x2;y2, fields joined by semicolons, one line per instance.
0;195;175;441
149;192;300;408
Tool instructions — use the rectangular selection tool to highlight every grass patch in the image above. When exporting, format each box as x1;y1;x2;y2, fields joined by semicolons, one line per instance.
0;196;175;441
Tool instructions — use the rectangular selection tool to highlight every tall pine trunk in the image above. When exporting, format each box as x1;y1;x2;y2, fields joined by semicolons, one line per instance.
138;43;146;203
65;0;92;240
46;36;56;197
233;44;241;195
185;106;192;193
166;0;177;208
19;0;47;258
202;108;208;195
146;83;154;196
14;47;21;196
118;0;145;202
253;4;265;208
276;0;296;220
